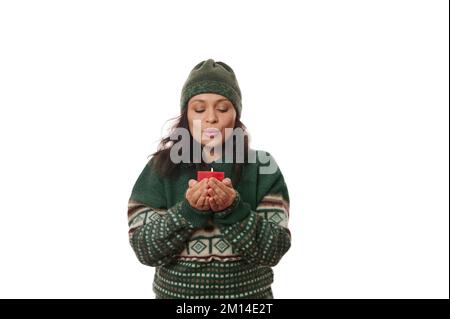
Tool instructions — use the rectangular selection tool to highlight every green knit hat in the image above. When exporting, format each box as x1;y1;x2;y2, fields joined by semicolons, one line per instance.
180;59;242;118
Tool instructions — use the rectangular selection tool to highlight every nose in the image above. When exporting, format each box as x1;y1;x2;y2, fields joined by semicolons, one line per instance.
205;109;218;124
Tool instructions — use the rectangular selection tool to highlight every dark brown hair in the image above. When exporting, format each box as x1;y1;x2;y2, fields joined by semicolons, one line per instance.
148;106;251;186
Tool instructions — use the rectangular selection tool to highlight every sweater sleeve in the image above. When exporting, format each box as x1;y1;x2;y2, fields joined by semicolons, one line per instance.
213;152;291;267
127;159;212;267
128;199;201;267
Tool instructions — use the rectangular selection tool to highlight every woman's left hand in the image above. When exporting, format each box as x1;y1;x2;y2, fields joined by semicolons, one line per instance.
206;177;236;212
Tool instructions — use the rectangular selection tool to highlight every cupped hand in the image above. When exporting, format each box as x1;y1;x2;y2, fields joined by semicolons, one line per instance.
185;179;211;211
206;177;236;212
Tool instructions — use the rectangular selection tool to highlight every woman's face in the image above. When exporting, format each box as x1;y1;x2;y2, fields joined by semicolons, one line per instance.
187;93;237;147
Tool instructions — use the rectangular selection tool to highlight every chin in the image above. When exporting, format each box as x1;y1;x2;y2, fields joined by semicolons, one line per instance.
201;139;223;147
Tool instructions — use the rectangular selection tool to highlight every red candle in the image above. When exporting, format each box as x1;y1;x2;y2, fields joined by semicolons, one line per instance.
197;167;225;182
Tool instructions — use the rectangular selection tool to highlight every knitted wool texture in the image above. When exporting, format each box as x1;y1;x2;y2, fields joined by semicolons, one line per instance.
128;149;291;299
180;58;242;118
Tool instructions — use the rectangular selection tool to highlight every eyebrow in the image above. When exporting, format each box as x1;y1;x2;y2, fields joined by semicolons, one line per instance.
190;98;230;104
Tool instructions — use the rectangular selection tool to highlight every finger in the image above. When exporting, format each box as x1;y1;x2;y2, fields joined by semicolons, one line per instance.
195;178;209;192
209;196;219;211
196;189;208;208
186;180;197;198
212;193;225;207
196;187;206;203
206;179;225;204
207;187;214;197
203;196;211;210
218;181;236;204
192;180;208;201
216;178;234;193
207;176;218;187
192;178;207;190
202;190;212;210
187;179;199;195
207;177;221;190
215;187;228;204
200;189;211;208
206;180;219;197
201;178;211;193
210;178;228;199
212;179;235;207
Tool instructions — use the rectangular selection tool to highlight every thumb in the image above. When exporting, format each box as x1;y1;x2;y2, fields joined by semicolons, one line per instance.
223;178;233;188
188;179;198;188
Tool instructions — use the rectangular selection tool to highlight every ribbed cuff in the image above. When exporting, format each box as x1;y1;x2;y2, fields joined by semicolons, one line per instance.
180;198;213;228
213;191;251;226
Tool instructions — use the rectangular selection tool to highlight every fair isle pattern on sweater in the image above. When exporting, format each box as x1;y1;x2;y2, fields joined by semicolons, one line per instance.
128;149;291;299
128;192;289;263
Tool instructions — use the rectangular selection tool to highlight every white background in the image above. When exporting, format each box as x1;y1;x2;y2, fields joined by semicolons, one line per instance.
0;0;448;299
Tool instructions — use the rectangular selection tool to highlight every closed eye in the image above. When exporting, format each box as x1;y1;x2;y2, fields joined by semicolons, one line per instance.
195;109;228;113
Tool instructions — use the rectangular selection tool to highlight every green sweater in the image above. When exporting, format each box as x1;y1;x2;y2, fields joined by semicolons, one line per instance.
127;149;291;299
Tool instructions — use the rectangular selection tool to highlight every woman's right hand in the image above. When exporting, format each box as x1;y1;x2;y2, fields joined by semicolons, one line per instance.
185;179;211;211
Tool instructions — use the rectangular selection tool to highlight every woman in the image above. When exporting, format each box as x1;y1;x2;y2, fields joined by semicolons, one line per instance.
128;59;291;299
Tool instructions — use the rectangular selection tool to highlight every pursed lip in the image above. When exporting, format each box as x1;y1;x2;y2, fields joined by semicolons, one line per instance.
203;128;221;133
